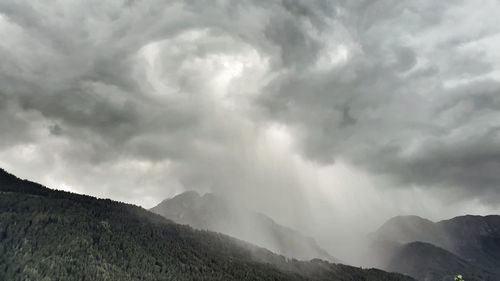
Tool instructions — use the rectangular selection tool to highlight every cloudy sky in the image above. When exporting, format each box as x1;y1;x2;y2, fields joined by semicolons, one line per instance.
1;0;500;246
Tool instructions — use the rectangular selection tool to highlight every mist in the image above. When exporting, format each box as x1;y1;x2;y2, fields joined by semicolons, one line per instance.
1;0;500;266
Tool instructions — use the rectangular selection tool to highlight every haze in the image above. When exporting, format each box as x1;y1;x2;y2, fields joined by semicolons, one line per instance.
1;0;500;263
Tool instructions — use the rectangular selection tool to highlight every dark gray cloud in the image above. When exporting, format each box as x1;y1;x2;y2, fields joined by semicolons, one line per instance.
255;0;500;203
0;0;499;241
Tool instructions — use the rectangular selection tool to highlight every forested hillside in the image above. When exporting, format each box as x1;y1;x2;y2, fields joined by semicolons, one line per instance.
0;168;414;281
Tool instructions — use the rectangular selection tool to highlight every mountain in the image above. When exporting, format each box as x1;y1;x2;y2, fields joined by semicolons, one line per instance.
375;216;451;248
370;215;500;281
150;191;334;261
0;168;415;281
387;242;495;281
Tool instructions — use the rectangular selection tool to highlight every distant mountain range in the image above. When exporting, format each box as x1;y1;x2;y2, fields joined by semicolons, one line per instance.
368;215;500;281
151;191;335;261
0;168;415;281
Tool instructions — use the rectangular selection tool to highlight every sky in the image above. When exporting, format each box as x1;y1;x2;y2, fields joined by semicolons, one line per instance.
1;0;500;254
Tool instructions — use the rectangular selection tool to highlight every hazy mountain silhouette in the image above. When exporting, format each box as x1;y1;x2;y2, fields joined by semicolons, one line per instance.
370;215;500;281
151;191;335;261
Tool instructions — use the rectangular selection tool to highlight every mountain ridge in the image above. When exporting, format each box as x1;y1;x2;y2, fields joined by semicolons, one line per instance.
370;214;500;281
0;167;415;281
150;190;335;262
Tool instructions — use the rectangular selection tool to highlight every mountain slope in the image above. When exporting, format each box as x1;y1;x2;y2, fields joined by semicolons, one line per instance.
439;215;500;270
387;242;495;281
150;191;334;262
0;168;415;281
375;216;451;248
372;215;500;281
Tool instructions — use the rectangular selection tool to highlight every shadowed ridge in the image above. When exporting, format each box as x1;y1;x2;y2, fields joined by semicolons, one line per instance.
438;215;500;232
0;167;176;226
388;241;496;281
372;214;500;281
0;168;21;183
0;168;51;196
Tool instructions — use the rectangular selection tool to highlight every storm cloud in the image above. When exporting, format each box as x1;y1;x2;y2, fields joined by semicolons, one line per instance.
1;0;500;255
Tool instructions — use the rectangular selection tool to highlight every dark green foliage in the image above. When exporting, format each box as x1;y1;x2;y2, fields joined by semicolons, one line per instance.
0;168;415;281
